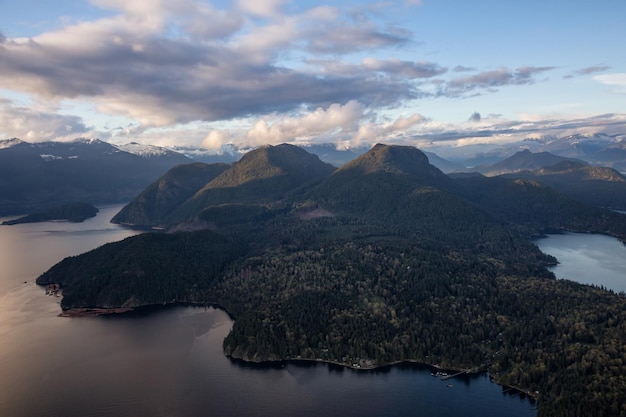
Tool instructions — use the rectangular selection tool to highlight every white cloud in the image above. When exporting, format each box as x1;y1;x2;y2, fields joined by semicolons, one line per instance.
594;73;626;93
245;101;365;145
202;130;233;150
236;0;288;18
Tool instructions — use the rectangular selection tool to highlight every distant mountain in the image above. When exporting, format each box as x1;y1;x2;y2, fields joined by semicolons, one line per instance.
449;173;626;237
473;149;587;176
2;202;99;225
499;160;626;209
423;151;467;173
118;142;192;166
296;143;368;167
539;133;619;160
0;138;193;215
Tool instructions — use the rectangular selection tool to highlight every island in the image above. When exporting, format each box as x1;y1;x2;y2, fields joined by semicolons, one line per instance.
2;202;99;225
37;144;626;417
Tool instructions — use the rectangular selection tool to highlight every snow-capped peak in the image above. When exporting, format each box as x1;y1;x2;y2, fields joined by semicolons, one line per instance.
0;138;25;149
71;138;104;145
117;142;170;158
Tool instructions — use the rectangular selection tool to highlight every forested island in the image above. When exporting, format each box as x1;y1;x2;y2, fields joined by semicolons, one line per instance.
37;144;626;417
2;202;99;225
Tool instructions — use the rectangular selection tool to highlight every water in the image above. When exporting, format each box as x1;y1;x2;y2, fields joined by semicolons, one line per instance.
0;205;536;417
535;233;626;293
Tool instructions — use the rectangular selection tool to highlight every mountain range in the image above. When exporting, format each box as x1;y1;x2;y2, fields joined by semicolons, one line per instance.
37;142;626;416
0;138;192;215
4;132;626;217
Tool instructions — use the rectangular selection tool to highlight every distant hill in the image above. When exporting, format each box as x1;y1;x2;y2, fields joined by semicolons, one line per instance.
2;202;98;225
499;160;626;209
472;149;586;176
0;138;192;215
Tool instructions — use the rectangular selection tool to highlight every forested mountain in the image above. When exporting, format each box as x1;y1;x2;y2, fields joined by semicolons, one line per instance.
111;162;230;227
472;149;586;176
2;202;98;225
115;144;336;227
37;143;626;417
0;138;192;215
499;160;626;210
450;173;626;238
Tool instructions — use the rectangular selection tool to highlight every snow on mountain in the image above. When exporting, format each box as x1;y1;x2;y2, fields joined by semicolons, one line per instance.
0;138;25;149
118;142;174;158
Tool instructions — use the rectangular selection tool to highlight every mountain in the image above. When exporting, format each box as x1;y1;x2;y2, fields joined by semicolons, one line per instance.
38;143;626;416
473;149;586;176
312;144;456;214
111;162;230;227
2;202;99;225
0;138;193;215
539;133;619;160
423;151;467;173
499;160;626;210
449;173;626;237
165;143;336;226
117;142;192;166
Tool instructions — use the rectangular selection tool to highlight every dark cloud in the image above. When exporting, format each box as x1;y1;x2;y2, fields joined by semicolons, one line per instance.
564;65;611;79
304;25;411;55
469;112;481;122
362;58;447;79
442;66;556;96
452;65;475;72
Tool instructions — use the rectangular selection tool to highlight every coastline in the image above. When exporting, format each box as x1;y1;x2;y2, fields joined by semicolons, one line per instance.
58;300;538;405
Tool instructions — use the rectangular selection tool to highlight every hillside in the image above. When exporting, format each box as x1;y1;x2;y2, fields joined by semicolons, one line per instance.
165;144;336;225
38;143;626;417
499;160;626;209
2;202;98;225
111;162;230;227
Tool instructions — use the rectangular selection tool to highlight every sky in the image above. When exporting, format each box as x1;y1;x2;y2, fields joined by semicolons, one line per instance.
0;0;625;154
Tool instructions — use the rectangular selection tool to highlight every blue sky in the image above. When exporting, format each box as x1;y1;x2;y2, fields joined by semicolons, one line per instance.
0;0;625;153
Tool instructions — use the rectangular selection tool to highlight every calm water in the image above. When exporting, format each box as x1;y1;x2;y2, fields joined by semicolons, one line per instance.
0;206;536;417
535;233;626;293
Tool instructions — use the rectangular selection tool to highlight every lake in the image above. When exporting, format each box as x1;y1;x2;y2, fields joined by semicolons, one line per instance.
0;205;537;417
534;232;626;293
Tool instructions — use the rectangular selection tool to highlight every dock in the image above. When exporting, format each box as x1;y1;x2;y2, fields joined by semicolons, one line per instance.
440;369;469;380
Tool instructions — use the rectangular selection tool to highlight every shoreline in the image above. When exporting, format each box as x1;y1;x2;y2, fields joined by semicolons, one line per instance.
58;301;537;404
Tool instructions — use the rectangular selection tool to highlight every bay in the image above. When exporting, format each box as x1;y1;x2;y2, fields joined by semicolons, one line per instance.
0;205;536;417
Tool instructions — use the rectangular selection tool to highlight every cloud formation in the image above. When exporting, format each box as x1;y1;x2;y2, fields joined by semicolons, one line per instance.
0;1;419;128
445;66;556;96
0;0;621;152
0;99;91;141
